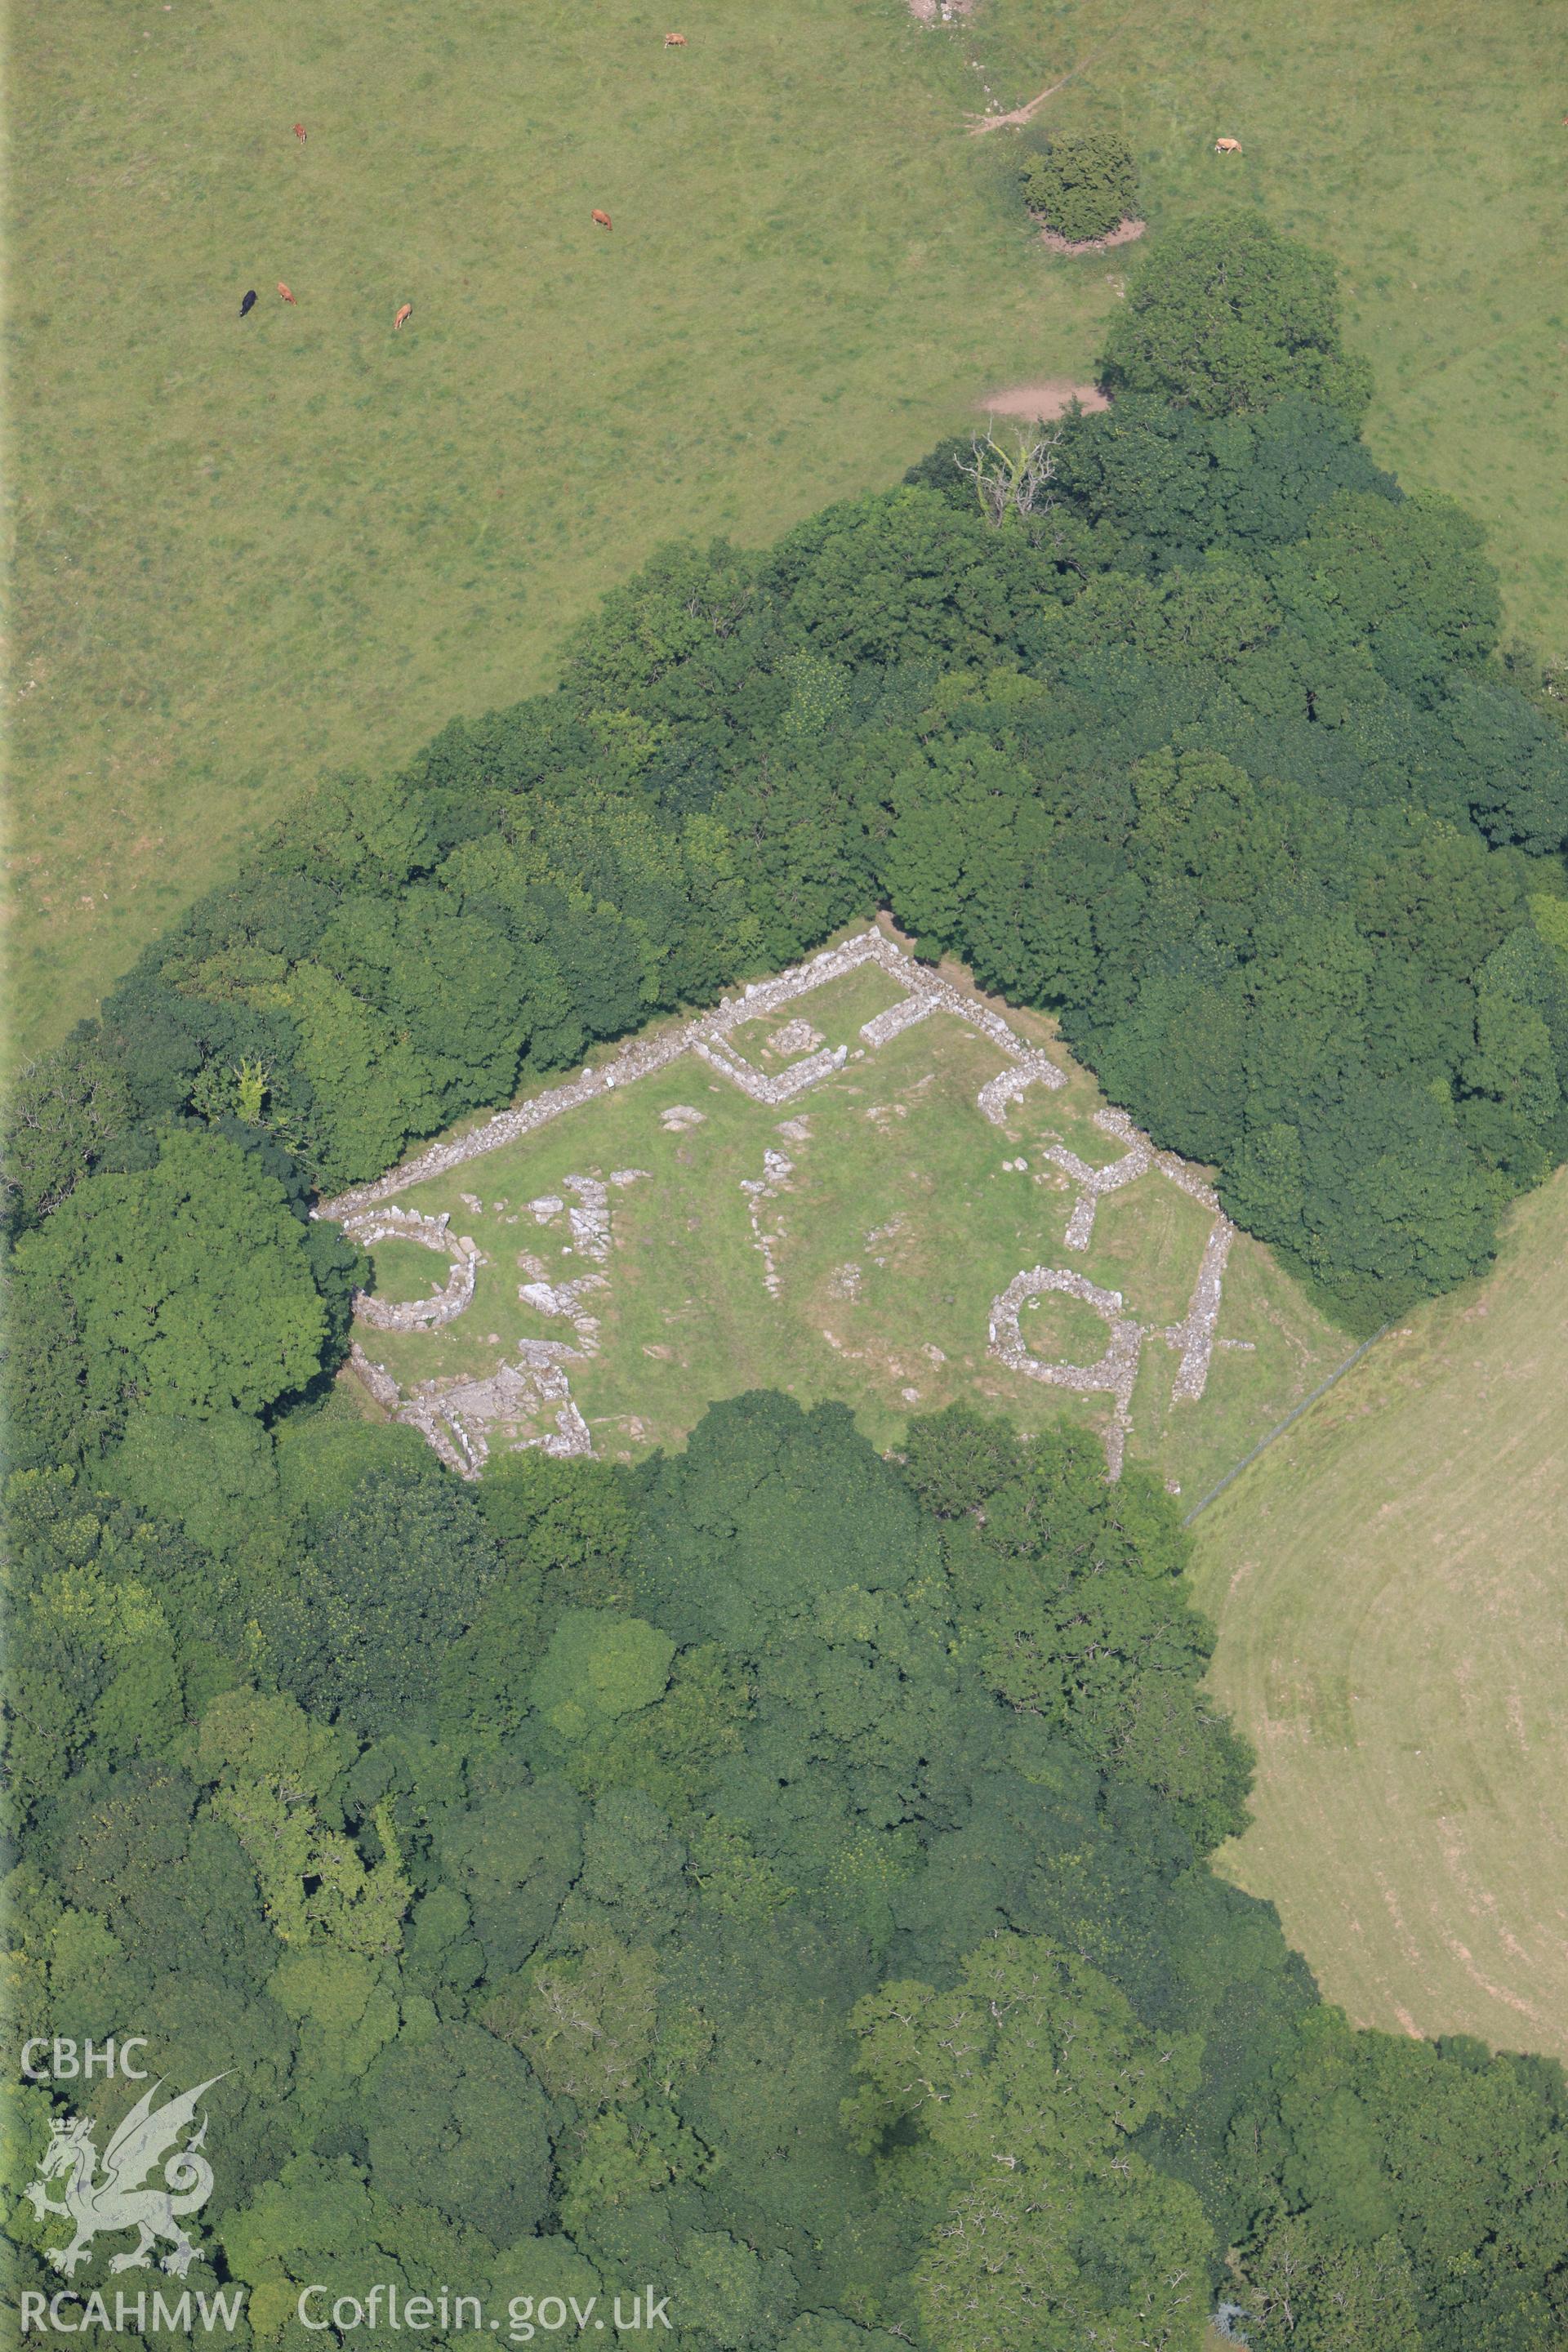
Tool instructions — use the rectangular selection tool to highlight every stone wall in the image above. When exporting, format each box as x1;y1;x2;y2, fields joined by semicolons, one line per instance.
341;1205;479;1330
318;924;1067;1223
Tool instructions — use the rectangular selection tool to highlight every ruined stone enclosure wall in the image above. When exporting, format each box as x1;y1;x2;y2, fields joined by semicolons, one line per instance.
320;929;1246;1481
318;927;1065;1224
342;1205;479;1330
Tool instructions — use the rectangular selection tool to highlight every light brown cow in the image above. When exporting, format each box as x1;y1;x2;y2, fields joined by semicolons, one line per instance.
292;122;307;144
278;282;296;304
591;209;612;229
1214;136;1242;154
664;32;687;44
394;302;413;330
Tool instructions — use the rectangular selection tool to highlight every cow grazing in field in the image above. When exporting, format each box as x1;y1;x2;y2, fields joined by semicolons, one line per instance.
239;288;258;318
278;282;296;304
394;302;413;330
292;122;307;144
664;32;687;45
592;209;613;229
1214;136;1242;154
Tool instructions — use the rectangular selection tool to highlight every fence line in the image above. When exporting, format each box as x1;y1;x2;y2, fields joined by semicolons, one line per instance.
1181;1323;1392;1526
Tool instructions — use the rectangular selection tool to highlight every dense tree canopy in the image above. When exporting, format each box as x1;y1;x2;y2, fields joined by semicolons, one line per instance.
1020;127;1139;243
7;1399;1567;2349
9;209;1568;2348
1100;211;1374;422
5;1129;341;1463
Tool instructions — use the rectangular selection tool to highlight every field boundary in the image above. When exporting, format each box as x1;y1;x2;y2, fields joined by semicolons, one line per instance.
1181;1321;1391;1525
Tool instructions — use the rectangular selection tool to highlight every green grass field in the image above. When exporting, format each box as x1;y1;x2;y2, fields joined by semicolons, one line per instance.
956;0;1568;652
1187;1167;1568;2060
15;0;1568;1058
348;942;1350;1490
8;0;1108;1053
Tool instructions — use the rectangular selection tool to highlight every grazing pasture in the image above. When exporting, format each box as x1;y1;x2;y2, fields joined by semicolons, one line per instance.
16;0;1568;1062
1188;1167;1568;2060
8;0;1111;1053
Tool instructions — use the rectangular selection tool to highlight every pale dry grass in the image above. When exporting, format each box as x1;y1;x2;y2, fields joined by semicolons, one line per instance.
1190;1169;1568;2056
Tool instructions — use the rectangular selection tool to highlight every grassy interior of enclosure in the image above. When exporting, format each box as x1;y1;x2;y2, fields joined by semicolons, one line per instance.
1188;1166;1568;2061
354;964;1348;1491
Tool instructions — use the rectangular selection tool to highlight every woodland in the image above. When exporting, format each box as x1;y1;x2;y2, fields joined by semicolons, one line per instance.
7;212;1568;2349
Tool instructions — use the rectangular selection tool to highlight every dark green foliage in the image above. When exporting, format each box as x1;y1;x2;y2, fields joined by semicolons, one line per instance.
260;1466;502;1733
1020;127;1139;243
764;488;1070;670
1;1041;135;1239
1101;210;1374;421
477;1447;637;1607
875;720;1561;1320
1042;391;1401;572
4;1128;337;1464
1230;2010;1568;2350
360;2020;555;2243
9;1400;1568;2344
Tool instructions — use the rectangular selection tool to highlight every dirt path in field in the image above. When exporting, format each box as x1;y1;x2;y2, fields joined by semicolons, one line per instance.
964;4;1152;133
978;377;1108;421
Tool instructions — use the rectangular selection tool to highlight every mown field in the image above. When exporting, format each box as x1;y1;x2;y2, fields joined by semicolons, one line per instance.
352;947;1350;1493
1188;1167;1568;2061
15;0;1568;1061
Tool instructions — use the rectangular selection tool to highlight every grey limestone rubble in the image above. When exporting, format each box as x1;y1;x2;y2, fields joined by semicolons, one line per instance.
989;1267;1145;1477
987;1108;1252;1474
740;1147;795;1297
324;928;1241;1481
861;993;938;1049
339;1205;480;1331
697;1036;848;1102
564;1174;612;1261
318;927;1066;1223
768;1018;824;1056
420;1362;592;1476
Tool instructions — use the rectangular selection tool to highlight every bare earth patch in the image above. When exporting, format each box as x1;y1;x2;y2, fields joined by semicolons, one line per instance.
978;377;1109;421
1035;216;1147;256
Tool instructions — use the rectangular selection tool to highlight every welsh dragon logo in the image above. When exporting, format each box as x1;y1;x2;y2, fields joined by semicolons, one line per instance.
25;2078;224;2278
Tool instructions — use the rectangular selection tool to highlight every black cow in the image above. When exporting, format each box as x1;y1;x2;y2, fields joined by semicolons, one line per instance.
239;289;258;318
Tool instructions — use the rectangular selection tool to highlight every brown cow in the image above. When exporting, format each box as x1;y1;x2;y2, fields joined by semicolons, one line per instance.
664;31;687;44
278;282;296;305
292;122;307;144
1214;136;1242;154
591;209;612;229
394;302;413;330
